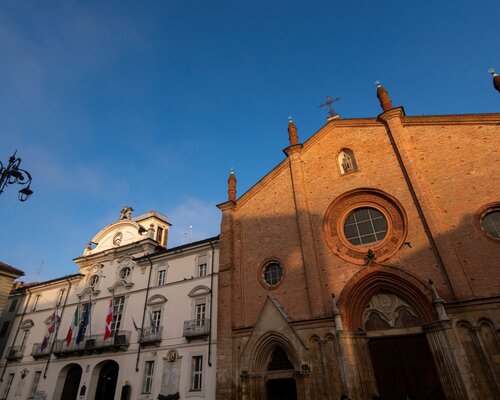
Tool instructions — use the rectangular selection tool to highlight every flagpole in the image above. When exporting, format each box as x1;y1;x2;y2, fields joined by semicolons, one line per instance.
111;290;115;342
44;278;73;379
88;289;92;340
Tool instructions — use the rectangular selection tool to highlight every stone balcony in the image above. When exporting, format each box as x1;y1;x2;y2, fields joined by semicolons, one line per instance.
31;343;51;359
138;326;163;345
5;345;25;361
183;319;210;341
52;330;131;357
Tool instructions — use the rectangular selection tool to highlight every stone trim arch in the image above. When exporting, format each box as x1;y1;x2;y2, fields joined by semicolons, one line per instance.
248;331;300;374
188;285;211;297
20;319;34;329
338;265;436;330
147;294;167;306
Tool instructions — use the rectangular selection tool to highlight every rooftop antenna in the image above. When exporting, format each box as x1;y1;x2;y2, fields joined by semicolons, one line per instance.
34;259;44;282
319;96;341;119
182;225;193;243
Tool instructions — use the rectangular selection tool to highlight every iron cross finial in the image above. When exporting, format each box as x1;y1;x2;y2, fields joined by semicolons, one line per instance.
319;96;341;118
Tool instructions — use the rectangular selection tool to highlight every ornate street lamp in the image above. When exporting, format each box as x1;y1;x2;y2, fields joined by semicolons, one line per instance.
0;151;33;202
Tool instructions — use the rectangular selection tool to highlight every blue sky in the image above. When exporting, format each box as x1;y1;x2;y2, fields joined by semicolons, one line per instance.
1;1;498;282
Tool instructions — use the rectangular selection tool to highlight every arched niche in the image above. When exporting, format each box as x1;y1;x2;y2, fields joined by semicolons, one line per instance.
338;148;358;174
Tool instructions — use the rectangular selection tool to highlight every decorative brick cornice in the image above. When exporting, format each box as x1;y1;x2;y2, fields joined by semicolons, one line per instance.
402;112;500;126
377;106;406;122
216;200;236;211
283;143;303;157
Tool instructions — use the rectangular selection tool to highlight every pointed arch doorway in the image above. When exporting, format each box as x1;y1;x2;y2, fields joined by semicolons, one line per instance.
265;346;298;400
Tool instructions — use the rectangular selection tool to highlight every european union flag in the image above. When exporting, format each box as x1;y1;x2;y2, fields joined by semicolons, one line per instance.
76;303;91;345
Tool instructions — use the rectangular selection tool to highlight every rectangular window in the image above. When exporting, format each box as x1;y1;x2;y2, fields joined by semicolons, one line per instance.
27;371;41;399
151;310;161;333
111;296;125;335
2;373;14;399
197;255;208;277
32;295;40;312
156;226;164;244
195;301;206;326
157;269;166;286
8;299;17;313
141;360;155;394
190;356;203;391
56;290;65;306
19;330;29;349
0;321;9;338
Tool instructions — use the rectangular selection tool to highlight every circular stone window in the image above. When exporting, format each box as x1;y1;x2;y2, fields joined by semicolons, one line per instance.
89;274;99;287
344;207;388;246
323;189;407;265
477;204;500;240
119;267;131;279
262;262;284;287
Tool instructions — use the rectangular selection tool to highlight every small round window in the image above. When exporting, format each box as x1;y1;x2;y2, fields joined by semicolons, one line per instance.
263;262;284;287
119;267;131;279
89;274;99;287
344;207;388;246
481;209;500;239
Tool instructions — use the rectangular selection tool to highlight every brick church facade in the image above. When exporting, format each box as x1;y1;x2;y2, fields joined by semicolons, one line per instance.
215;84;500;400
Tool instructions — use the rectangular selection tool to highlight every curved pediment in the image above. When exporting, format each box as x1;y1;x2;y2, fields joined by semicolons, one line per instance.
83;220;146;256
188;285;211;297
147;294;167;305
107;280;134;293
20;319;34;329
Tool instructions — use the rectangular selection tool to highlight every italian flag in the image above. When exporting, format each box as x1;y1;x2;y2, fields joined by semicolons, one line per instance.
66;308;78;346
104;300;113;340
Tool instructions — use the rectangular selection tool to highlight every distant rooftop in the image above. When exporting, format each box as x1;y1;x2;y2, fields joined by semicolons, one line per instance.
0;261;24;277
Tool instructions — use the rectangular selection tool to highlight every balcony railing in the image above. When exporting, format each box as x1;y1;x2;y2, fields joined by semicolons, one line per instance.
183;319;210;340
139;326;163;345
31;343;51;358
5;345;25;361
52;330;131;357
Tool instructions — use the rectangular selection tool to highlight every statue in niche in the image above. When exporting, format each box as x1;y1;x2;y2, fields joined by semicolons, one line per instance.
341;152;354;173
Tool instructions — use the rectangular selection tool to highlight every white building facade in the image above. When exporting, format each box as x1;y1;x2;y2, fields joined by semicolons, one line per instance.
0;208;219;400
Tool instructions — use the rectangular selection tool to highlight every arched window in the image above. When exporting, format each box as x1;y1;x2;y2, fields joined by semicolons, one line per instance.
338;148;358;175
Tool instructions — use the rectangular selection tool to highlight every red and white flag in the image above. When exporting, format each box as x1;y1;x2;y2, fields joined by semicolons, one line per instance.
66;307;78;346
104;300;113;340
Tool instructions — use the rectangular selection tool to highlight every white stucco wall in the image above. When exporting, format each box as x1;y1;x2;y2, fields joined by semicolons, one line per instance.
0;214;218;400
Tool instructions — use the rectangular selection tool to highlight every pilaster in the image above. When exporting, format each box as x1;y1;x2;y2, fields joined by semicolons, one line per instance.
284;144;328;318
378;108;473;300
216;200;236;400
424;322;475;399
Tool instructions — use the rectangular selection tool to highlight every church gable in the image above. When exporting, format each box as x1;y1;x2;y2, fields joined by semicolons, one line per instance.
239;296;307;372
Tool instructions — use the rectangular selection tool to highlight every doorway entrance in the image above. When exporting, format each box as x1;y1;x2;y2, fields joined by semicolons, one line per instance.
265;346;298;400
368;335;445;400
267;378;298;400
60;364;82;400
94;360;119;400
